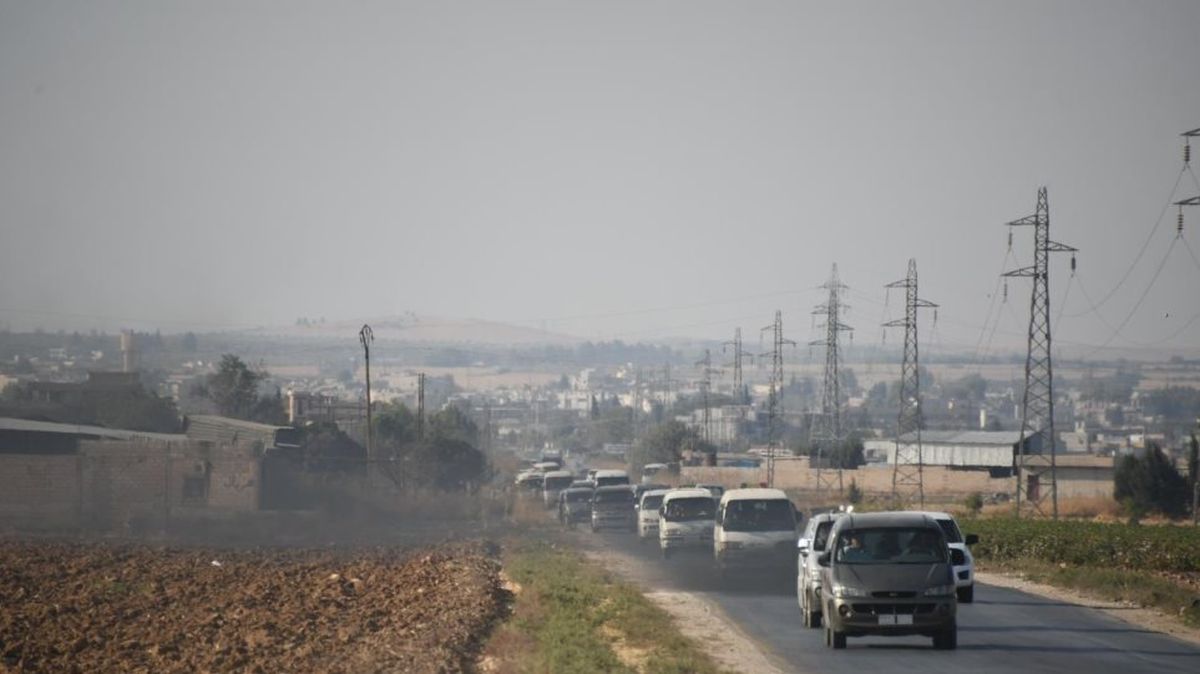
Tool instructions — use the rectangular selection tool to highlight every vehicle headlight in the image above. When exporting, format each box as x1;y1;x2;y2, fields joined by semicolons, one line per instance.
832;585;866;598
923;584;957;597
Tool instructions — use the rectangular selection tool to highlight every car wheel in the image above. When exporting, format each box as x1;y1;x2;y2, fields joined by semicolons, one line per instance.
831;628;846;649
934;627;957;650
957;584;974;603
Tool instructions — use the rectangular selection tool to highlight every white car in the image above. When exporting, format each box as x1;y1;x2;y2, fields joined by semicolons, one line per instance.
911;510;979;602
637;489;669;541
796;511;843;628
713;488;799;579
658;488;717;560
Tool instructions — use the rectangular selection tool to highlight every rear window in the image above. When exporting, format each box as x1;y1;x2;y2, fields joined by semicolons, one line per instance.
813;521;834;551
565;490;592;503
596;475;630;487
721;500;795;532
544;476;573;490
663;497;715;522
641;494;664;510
594;490;633;504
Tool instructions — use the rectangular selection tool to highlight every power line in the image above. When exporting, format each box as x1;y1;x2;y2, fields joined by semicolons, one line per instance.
810;265;853;495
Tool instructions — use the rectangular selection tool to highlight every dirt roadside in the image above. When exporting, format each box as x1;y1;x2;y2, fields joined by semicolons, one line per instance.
571;536;787;674
975;570;1200;648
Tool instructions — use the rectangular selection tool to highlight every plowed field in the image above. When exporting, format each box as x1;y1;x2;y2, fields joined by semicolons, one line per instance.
0;540;505;673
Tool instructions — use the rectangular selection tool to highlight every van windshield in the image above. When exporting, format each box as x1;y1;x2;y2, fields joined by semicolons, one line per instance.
721;500;795;532
593;490;633;504
663;497;715;522
564;490;592;503
544;476;573;490
834;528;947;565
641;494;664;510
596;476;630;487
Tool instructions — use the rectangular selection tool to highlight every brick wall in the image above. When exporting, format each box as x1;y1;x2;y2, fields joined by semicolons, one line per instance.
0;454;79;529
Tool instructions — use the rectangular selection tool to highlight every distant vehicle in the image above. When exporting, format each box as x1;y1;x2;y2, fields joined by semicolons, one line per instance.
515;471;544;496
532;461;560;473
641;463;669;483
558;487;594;528
818;512;958;650
590;485;636;532
633;483;670;503
909;511;980;602
541;470;575;509
695;483;725;501
636;489;669;541
593;469;631;488
713;488;800;579
658;488;717;560
796;511;845;628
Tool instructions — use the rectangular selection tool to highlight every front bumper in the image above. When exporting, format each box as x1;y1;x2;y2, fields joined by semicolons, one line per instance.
592;512;635;529
826;597;956;636
659;532;713;550
716;545;795;570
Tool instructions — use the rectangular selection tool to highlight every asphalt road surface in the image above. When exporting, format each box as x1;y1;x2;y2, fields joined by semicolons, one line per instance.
588;532;1200;674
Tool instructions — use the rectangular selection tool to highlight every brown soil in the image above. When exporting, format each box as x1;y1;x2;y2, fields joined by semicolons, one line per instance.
0;539;506;674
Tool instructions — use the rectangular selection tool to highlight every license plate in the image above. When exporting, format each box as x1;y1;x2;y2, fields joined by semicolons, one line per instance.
878;614;913;625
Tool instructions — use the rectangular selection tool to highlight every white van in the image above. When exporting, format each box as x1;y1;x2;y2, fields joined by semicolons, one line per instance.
713;488;799;578
637;489;669;541
541;470;575;509
658;488;717;559
641;463;669;484
593;469;631;488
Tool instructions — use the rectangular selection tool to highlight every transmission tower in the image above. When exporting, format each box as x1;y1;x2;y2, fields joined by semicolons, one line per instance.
885;260;938;508
810;265;853;495
723;327;754;404
1003;187;1076;519
696;349;721;455
760;311;795;487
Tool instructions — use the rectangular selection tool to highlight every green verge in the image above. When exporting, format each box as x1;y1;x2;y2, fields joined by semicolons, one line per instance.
962;517;1200;629
485;539;731;674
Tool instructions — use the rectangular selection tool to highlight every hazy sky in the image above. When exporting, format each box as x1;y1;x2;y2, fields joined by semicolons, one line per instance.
2;1;1199;356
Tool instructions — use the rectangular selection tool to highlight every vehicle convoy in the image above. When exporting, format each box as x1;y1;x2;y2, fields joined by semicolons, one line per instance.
818;512;958;650
515;471;544;496
594;469;631;488
541;470;575;509
797;511;844;628
658;488;717;560
591;485;637;532
713;488;800;578
912;511;980;602
633;482;669;502
637;489;669;541
558;486;594;528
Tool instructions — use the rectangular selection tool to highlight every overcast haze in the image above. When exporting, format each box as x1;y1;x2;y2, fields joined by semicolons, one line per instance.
2;1;1199;356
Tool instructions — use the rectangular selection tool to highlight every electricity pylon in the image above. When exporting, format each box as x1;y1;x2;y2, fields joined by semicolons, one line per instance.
759;311;795;487
723;328;754;404
885;259;937;508
1003;187;1076;519
695;349;719;450
810;265;853;494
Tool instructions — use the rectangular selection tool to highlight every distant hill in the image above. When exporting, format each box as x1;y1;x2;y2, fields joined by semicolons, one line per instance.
242;315;581;346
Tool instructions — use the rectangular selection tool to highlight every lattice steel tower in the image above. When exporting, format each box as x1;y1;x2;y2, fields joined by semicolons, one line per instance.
696;349;716;447
723;328;753;404
885;259;937;508
760;311;794;487
1003;187;1076;519
810;264;853;494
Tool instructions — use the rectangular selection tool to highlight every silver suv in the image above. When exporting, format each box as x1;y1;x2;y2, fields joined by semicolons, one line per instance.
796;512;843;628
818;512;958;650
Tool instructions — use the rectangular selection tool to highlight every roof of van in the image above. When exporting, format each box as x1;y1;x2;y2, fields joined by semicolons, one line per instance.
640;489;670;500
905;510;954;520
662;488;715;502
836;512;937;529
594;469;628;478
594;484;634;493
719;488;789;504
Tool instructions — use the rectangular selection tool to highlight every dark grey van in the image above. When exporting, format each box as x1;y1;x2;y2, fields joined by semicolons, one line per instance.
817;512;958;650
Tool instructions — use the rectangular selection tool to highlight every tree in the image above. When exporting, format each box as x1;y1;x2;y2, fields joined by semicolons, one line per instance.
1113;444;1191;519
428;405;479;446
198;354;284;423
628;421;700;472
374;401;418;448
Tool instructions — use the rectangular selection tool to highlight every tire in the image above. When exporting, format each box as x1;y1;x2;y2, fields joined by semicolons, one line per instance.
830;627;846;650
933;627;957;650
957;584;974;603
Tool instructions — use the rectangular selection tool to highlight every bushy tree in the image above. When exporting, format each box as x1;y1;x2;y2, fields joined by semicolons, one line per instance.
196;354;284;424
1113;444;1190;519
628;420;702;472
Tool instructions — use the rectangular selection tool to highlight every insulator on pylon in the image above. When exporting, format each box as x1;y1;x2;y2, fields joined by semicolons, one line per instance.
1179;208;1185;238
1002;280;1008;303
1186;141;1192;166
1007;230;1013;251
1070;254;1077;275
933;309;939;325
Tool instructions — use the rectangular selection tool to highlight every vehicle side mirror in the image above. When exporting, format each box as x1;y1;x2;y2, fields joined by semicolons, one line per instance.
965;534;979;546
797;538;810;554
817;551;831;567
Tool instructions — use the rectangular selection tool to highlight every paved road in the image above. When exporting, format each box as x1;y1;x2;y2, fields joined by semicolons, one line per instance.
586;532;1200;674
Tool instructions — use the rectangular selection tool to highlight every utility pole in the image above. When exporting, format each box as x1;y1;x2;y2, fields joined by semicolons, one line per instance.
1003;187;1076;519
359;324;374;463
723;327;754;404
810;265;853;495
760;311;795;488
417;372;426;441
885;259;938;508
